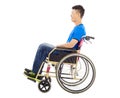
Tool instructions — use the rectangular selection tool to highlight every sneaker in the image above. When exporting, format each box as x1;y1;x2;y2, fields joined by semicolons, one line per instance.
24;68;32;73
24;71;44;80
24;71;36;78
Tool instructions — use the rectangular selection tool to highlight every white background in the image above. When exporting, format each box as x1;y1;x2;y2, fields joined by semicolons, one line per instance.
0;0;120;97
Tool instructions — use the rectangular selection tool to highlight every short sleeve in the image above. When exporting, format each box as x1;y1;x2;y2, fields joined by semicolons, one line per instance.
72;26;86;41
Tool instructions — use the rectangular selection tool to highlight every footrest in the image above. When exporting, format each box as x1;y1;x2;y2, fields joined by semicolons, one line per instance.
27;77;36;82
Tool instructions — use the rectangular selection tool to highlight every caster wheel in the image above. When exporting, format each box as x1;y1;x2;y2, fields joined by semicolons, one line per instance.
38;80;51;93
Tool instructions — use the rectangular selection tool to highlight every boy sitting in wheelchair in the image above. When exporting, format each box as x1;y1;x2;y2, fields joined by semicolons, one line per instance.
24;5;86;80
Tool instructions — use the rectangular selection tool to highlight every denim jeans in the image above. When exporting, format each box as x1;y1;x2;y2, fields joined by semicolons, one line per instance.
32;43;55;74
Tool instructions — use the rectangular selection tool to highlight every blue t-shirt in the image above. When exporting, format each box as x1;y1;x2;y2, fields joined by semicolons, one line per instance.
67;24;86;49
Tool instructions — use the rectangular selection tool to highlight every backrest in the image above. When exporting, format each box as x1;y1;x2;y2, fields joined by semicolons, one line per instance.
77;38;84;50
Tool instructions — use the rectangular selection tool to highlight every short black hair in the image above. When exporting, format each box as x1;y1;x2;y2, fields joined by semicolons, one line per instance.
72;5;85;18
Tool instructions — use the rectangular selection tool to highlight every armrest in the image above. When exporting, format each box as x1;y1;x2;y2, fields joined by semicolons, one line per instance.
53;47;77;52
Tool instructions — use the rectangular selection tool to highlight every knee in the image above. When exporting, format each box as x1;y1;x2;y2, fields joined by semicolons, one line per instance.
38;43;48;50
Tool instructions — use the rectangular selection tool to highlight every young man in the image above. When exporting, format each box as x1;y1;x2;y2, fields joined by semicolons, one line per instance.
24;5;86;79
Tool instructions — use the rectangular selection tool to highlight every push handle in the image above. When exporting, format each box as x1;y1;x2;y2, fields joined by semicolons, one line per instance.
83;36;95;44
84;36;95;41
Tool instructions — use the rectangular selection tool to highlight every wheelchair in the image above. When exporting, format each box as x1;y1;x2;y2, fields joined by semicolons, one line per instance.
24;36;96;94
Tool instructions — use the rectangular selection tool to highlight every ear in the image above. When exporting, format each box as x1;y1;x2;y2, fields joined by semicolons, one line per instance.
78;12;81;17
76;10;80;17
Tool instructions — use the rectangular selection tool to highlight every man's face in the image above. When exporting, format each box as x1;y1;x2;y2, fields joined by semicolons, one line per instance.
71;9;80;22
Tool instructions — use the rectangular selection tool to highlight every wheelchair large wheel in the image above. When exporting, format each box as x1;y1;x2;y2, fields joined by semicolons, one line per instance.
56;53;96;94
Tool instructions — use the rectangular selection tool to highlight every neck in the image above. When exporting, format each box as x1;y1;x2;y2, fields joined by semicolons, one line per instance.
74;19;82;26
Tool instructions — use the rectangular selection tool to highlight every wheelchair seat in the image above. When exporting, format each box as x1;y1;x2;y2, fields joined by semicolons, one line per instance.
47;38;84;64
48;48;77;63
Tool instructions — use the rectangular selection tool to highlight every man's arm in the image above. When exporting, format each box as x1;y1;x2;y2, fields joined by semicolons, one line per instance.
56;39;78;48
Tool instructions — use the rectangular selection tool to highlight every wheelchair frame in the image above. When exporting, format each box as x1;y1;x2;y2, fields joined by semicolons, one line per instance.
24;36;96;94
